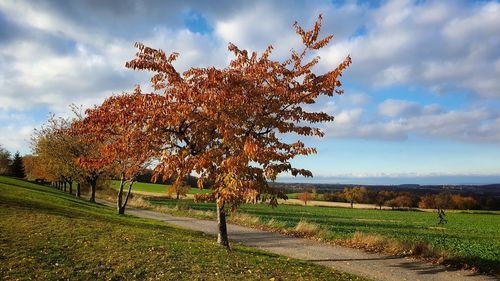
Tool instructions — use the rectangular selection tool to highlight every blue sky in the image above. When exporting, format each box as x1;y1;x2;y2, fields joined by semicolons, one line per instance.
0;0;499;184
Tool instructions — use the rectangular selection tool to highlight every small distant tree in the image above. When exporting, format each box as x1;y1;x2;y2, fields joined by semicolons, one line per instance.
434;192;452;210
418;193;436;209
10;151;25;178
393;194;413;209
375;190;396;210
167;184;189;200
342;187;355;207
310;187;318;201
342;186;368;208
384;198;398;210
298;191;310;205
0;145;11;175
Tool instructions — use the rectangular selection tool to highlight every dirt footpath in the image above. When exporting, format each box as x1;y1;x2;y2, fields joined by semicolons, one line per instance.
105;202;494;281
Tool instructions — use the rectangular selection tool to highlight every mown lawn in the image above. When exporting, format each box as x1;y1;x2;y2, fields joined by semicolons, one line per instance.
0;176;366;281
151;198;500;273
110;180;211;195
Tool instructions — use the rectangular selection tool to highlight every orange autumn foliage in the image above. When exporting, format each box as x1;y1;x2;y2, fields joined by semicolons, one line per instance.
121;15;351;209
72;15;350;244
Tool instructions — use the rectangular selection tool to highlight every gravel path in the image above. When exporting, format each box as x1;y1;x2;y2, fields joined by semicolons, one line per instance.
103;201;496;281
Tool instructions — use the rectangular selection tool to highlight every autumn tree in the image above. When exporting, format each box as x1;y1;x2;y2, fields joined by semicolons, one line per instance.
298;191;310;205
74;90;158;214
375;190;396;210
393;194;413;209
167;184;189;200
33;111;104;199
123;15;351;247
32;115;82;194
434;192;453;209
342;186;368;208
22;155;48;183
418;193;436;209
310;187;318;200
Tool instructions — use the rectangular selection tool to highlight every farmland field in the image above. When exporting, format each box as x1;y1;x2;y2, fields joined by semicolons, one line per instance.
151;198;500;273
109;180;211;195
0;176;365;281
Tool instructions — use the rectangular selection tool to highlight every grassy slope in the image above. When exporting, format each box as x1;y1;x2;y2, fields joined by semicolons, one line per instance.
110;180;211;195
0;177;366;281
151;199;500;273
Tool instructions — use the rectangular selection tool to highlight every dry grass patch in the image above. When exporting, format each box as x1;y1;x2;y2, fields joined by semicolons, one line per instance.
346;232;449;260
128;196;153;208
290;220;328;239
266;218;288;229
229;212;261;226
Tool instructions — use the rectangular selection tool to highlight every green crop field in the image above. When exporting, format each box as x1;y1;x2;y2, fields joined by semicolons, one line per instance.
110;180;212;195
0;177;365;281
151;198;500;273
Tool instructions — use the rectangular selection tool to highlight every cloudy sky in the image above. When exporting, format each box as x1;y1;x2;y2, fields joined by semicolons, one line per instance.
1;0;499;184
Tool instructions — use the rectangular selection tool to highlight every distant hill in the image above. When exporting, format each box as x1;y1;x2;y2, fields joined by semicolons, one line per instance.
271;182;500;196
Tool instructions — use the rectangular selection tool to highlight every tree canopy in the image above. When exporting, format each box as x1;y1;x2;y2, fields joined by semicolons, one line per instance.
123;15;350;206
119;14;350;246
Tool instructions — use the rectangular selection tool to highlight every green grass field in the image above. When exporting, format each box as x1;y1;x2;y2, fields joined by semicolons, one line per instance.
151;198;500;273
110;180;212;195
0;177;365;281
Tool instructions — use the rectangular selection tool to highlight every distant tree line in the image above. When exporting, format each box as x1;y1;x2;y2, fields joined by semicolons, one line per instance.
318;187;491;210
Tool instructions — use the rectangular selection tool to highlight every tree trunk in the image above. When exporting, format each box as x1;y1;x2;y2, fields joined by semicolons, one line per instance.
350;201;353;208
89;180;96;203
176;191;180;200
121;181;133;215
117;176;134;215
63;180;67;192
76;182;81;197
69;181;73;194
117;176;124;214
216;199;230;249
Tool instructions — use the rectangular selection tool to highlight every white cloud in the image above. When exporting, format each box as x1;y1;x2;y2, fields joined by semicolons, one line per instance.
378;99;442;117
319;0;500;98
214;1;302;58
327;99;500;142
0;0;499;152
334;108;363;126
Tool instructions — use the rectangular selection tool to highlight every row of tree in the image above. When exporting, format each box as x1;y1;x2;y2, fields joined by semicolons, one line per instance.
0;146;25;178
26;16;351;248
318;187;478;210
